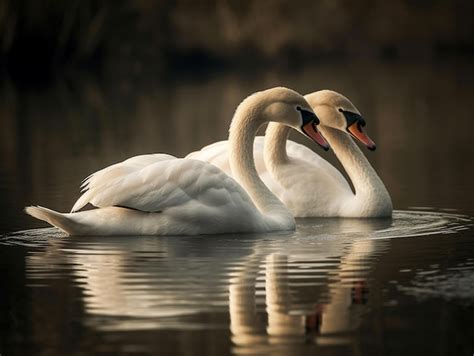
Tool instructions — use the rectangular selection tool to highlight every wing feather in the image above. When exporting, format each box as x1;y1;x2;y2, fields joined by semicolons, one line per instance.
72;156;255;215
73;154;176;211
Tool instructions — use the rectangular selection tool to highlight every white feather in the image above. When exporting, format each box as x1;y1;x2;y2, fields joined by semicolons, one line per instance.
187;90;392;218
25;87;316;235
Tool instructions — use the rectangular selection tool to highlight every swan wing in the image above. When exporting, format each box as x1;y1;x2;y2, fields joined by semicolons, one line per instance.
80;153;176;193
186;138;266;175
73;154;175;212
186;140;233;174
72;157;256;215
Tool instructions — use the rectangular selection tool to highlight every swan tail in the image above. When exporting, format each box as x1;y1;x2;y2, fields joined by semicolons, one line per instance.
25;206;79;235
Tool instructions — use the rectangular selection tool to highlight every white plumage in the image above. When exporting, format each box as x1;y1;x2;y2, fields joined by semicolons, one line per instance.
26;87;326;235
188;90;392;218
187;138;352;216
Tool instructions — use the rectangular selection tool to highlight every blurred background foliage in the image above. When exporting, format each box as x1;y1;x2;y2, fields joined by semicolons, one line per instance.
0;0;473;81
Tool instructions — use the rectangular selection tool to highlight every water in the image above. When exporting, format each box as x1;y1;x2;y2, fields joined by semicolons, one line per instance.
1;212;473;355
1;60;474;355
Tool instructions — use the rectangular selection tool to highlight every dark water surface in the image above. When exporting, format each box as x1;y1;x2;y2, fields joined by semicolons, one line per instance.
1;61;474;355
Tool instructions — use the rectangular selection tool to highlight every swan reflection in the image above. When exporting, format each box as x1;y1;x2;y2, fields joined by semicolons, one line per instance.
229;219;390;354
25;218;398;349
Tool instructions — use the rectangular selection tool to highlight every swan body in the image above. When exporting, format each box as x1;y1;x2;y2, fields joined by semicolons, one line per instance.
27;157;274;235
187;138;351;216
187;90;392;218
26;87;328;236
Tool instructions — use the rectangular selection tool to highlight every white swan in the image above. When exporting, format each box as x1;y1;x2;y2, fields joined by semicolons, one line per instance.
25;87;330;236
187;90;392;218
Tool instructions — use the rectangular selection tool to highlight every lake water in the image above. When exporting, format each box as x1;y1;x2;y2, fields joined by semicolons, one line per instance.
1;60;473;355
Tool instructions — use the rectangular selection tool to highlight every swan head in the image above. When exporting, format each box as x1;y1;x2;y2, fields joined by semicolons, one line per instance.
257;87;330;150
305;90;376;151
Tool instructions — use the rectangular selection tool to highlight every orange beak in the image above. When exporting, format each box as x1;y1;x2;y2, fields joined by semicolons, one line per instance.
302;121;330;151
347;122;376;151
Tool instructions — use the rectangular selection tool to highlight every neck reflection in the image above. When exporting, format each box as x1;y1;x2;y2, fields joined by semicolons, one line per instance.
228;219;391;353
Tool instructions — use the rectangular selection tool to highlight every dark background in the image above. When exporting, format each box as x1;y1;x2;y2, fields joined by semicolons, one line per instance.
1;0;474;77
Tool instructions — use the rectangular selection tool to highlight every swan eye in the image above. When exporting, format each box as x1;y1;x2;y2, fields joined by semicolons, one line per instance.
338;108;344;113
296;106;302;112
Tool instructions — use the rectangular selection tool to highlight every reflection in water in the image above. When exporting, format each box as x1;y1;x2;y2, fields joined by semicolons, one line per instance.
228;218;391;354
317;238;377;346
64;237;230;330
7;211;470;354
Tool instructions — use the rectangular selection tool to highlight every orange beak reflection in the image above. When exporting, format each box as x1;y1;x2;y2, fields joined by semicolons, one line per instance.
347;122;376;151
302;122;330;151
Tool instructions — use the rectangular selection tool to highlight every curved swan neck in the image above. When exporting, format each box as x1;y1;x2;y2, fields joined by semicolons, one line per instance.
229;97;292;220
263;123;291;167
319;126;392;209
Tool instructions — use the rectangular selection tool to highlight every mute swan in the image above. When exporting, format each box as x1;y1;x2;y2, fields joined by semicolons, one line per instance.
25;87;330;236
187;90;392;217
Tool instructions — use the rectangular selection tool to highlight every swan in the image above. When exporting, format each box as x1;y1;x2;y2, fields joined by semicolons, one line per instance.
25;87;330;236
187;90;392;217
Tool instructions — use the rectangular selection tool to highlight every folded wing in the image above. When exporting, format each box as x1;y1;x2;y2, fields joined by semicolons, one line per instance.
72;154;255;214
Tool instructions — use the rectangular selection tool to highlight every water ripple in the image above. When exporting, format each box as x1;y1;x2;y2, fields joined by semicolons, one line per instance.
0;209;472;352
